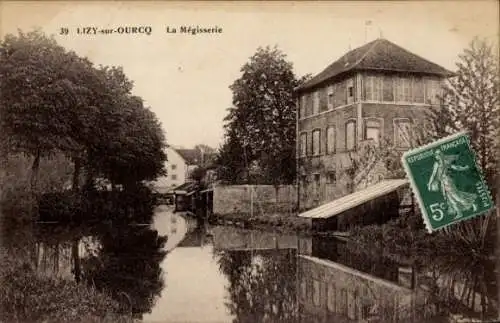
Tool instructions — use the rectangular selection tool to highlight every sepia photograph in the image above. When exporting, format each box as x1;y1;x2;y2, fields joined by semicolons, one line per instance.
0;1;499;322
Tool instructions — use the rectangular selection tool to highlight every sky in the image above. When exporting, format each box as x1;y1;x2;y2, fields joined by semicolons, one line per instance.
1;1;498;149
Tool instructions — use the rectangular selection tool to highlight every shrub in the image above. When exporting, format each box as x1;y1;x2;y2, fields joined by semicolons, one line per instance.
0;257;131;323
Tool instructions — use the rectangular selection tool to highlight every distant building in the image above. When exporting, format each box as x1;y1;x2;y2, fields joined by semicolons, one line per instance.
152;146;217;193
295;38;454;210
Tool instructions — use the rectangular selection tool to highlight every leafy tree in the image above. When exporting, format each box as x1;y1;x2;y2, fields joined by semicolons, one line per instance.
216;249;298;323
426;38;499;191
220;46;309;185
215;128;248;184
0;30;89;191
90;95;167;190
0;29;167;196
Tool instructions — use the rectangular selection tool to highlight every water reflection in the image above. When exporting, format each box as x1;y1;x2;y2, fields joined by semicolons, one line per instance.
2;208;498;323
28;222;167;318
216;249;298;323
82;226;167;317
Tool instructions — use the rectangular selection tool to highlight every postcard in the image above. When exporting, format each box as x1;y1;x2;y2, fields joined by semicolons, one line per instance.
1;1;498;322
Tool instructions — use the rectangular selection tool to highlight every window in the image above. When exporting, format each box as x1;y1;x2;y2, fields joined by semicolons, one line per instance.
326;126;336;154
364;119;381;146
382;76;394;101
394;119;412;148
305;93;313;117
402;77;411;102
327;85;335;109
327;284;336;312
313;174;321;200
300;175;307;187
312;129;321;155
313;91;320;115
426;79;441;105
336;80;346;106
413;77;425;103
345;120;357;151
300;279;307;300
395;77;412;102
171;164;177;170
327;171;336;184
171;174;177;180
300;133;307;157
313;280;321;306
339;289;348;316
300;95;306;118
347;79;354;104
319;89;328;112
365;76;381;101
365;76;373;100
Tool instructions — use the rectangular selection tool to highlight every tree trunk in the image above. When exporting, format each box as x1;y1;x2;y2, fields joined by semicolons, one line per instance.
72;157;81;192
83;152;96;191
30;151;41;193
71;238;81;283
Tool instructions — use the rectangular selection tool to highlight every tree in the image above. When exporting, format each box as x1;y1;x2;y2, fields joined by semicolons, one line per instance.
0;29;167;196
220;46;308;185
90;95;167;190
0;30;89;192
429;38;499;191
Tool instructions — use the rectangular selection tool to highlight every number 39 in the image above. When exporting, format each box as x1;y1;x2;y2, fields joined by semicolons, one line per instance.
429;203;445;221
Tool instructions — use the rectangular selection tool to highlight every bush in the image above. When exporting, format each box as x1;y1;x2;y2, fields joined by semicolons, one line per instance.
38;186;157;224
0;257;131;323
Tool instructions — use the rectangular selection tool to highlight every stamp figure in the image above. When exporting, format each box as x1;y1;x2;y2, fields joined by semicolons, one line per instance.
402;131;494;232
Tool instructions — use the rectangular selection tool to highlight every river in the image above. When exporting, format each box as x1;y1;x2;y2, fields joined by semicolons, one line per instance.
2;205;498;323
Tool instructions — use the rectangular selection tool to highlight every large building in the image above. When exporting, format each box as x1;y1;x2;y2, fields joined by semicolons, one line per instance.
295;38;454;210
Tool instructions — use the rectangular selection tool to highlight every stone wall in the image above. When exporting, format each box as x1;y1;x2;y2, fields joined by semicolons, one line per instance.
212;184;297;216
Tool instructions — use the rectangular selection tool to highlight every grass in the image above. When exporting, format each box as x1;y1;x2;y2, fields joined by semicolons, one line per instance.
0;249;133;323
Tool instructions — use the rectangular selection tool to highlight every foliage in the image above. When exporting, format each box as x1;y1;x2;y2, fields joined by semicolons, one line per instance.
423;37;499;192
37;185;158;223
82;226;167;315
0;29;167;202
216;46;310;185
340;137;405;194
0;256;131;323
0;153;73;222
188;166;207;183
349;209;495;268
89;95;167;188
216;249;298;323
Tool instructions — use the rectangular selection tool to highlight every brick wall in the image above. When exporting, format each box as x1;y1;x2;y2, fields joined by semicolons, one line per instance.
212;184;297;216
362;103;428;145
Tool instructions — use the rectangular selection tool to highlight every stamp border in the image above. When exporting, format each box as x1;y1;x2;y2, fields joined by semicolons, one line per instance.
401;130;495;233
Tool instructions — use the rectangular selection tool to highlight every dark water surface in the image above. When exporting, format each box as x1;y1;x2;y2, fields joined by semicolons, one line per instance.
2;205;498;323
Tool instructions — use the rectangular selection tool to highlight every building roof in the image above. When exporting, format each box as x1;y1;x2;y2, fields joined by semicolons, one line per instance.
297;38;455;92
174;148;217;166
175;149;202;165
298;179;409;219
173;181;198;194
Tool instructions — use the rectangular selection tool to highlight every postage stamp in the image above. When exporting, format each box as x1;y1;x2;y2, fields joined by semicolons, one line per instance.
402;131;494;232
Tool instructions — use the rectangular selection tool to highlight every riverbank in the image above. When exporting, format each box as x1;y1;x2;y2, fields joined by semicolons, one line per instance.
0;218;163;323
208;212;312;235
0;246;134;323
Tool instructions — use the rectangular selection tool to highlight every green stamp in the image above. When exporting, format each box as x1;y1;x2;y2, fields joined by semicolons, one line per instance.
402;131;494;232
